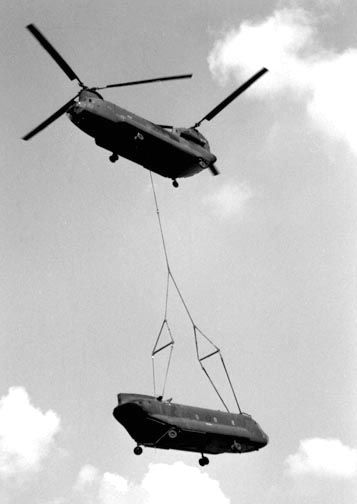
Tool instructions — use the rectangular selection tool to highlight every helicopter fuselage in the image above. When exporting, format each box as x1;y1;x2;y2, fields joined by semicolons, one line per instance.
68;90;216;181
113;393;269;459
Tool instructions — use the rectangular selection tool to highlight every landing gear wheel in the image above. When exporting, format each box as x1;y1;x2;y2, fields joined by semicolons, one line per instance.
172;179;179;188
167;429;178;439
109;153;119;163
133;446;143;456
198;455;209;466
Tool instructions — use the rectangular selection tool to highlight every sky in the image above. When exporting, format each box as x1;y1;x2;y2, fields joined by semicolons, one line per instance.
1;0;357;502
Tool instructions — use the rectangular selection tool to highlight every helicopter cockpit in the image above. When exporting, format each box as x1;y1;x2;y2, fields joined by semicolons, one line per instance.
176;127;210;151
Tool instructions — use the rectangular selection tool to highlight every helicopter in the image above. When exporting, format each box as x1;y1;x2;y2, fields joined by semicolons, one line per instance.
113;393;269;466
23;24;268;187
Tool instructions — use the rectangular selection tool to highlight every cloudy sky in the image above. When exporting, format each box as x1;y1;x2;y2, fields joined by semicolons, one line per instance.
1;0;357;502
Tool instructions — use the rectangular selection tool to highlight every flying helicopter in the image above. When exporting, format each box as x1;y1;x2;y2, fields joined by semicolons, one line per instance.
23;24;268;187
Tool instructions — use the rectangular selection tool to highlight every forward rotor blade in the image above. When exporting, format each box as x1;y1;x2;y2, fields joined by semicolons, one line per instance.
26;24;83;85
22;95;79;140
195;67;268;126
95;73;192;90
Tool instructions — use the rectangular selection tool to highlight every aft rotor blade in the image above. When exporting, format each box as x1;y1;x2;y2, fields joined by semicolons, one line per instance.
95;73;192;90
195;67;268;126
22;95;78;140
26;24;83;85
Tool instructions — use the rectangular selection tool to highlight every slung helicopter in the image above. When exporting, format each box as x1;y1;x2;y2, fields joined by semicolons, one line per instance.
113;393;269;466
23;24;268;187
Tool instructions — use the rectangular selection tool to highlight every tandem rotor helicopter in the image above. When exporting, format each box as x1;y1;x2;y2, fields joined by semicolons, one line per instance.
23;24;268;187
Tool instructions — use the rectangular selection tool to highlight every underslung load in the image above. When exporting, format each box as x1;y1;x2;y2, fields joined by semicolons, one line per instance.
113;393;268;466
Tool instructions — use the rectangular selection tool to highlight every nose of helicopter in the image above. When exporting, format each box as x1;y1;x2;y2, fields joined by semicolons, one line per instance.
67;94;104;124
66;101;81;120
67;100;97;130
68;99;85;114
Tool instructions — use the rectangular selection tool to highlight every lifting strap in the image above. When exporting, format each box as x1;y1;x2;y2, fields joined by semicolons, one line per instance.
152;317;174;398
149;172;242;414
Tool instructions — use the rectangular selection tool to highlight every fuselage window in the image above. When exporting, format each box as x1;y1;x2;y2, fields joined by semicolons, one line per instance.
231;419;235;426
213;416;218;423
195;414;199;420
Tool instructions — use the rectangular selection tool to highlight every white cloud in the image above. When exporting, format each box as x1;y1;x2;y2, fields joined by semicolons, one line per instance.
74;464;136;504
203;182;253;218
286;438;357;478
74;464;99;489
142;462;230;504
208;8;357;156
0;387;60;478
98;472;130;504
73;461;229;504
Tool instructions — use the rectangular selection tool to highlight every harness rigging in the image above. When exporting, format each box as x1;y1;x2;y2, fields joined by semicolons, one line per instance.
149;172;242;414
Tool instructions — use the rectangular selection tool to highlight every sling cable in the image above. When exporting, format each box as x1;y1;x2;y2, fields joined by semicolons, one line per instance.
149;172;242;414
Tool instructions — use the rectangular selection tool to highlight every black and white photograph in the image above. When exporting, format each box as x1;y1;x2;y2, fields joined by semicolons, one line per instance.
1;1;356;503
